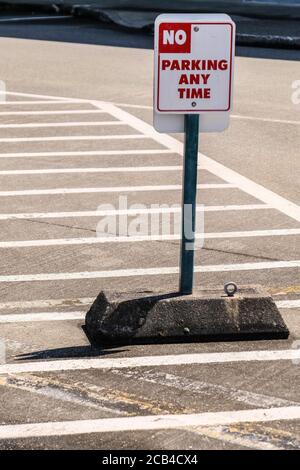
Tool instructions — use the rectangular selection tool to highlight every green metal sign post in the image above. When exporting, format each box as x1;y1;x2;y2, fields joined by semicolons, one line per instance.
179;114;200;295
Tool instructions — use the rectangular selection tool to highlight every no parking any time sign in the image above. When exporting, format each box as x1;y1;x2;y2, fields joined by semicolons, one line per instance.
153;14;236;294
154;14;235;132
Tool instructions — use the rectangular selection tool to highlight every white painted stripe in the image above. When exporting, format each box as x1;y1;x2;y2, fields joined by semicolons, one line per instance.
1;406;300;439
203;228;300;238
0;260;299;283
0;204;271;220
1;349;300;375
276;299;300;309
231;114;300;126
0;134;144;143
0;121;124;129
0;16;72;23
0;149;172;159
2;228;299;249
0;100;85;105
0;406;300;439
0;110;105;116
0;311;84;323
0;183;231;197
113;102;300;126
98;101;300;223
0;165;183;176
0;91;83;102
0;297;93;311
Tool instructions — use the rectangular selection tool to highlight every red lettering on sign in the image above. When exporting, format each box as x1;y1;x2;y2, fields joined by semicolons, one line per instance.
162;60;171;70
159;23;191;54
178;88;211;99
178;74;189;85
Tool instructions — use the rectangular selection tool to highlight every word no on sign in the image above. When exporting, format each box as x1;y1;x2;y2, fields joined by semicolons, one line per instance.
154;14;235;133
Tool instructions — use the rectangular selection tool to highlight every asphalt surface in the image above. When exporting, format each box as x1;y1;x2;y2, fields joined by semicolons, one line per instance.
0;16;299;450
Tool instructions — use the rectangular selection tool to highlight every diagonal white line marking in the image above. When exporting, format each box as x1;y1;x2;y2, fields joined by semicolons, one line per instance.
98;101;300;223
0;260;299;283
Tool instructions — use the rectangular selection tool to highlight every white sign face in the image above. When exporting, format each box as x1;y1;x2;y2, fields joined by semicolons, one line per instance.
153;14;235;133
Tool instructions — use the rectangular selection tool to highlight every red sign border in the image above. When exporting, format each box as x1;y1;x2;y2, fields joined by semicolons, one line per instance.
156;22;234;113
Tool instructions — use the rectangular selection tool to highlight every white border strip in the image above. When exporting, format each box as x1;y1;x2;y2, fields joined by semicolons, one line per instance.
0;297;93;311
1;406;300;439
0;110;105;116
0;260;299;283
0;149;172;159
0;311;84;323
0;204;271;220
0;134;145;143
231;114;300;126
0;121;125;129
1;229;299;249
0;184;232;197
276;299;300;309
1;349;300;375
0;165;183;176
0;91;83;101
0;100;85;105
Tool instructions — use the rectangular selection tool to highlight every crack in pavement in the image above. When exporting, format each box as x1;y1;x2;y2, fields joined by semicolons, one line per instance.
23;218;96;234
12;219;283;263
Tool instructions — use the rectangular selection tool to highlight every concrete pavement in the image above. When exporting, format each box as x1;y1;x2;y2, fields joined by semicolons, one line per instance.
0;17;299;449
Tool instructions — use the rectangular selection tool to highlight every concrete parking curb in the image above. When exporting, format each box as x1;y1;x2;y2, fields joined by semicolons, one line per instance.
85;286;289;344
